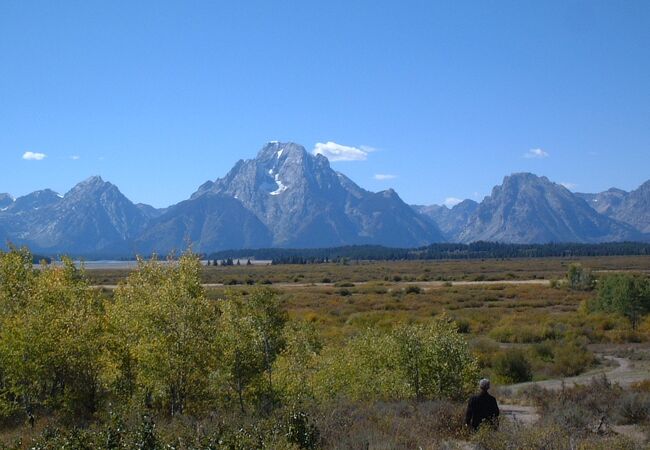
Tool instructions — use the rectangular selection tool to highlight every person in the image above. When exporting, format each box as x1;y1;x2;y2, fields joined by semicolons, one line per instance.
465;378;499;431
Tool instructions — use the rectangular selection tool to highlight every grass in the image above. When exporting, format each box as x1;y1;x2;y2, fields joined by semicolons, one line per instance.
85;255;650;286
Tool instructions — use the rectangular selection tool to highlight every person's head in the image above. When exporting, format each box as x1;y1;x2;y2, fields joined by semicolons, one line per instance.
479;378;490;392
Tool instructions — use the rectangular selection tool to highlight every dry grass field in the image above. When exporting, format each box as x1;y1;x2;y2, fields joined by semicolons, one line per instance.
91;255;650;382
86;255;650;286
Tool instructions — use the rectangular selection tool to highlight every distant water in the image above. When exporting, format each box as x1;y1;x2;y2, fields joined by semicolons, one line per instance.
43;259;271;269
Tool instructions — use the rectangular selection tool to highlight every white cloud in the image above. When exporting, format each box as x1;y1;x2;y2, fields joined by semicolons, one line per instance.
313;141;370;162
359;145;378;153
524;148;549;159
443;197;463;207
374;173;397;181
22;151;47;161
560;182;577;190
70;155;80;160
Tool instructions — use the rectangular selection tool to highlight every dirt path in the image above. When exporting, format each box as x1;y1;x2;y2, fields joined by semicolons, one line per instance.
500;354;650;429
92;278;551;290
507;355;647;392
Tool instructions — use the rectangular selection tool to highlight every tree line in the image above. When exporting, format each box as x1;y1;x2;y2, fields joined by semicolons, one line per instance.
208;241;650;264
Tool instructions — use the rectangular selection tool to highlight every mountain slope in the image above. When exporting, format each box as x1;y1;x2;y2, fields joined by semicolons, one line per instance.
134;193;272;253
578;181;650;234
1;145;647;255
414;200;479;241
0;194;13;210
457;173;641;243
613;181;650;233
4;177;150;254
194;142;444;247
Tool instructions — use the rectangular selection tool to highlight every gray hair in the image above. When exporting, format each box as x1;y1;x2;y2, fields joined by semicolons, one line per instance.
479;378;490;390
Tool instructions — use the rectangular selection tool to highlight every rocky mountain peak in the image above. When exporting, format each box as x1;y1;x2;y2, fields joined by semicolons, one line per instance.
0;194;14;210
187;141;443;248
67;175;110;194
9;189;62;212
256;141;307;161
500;172;553;190
457;172;640;243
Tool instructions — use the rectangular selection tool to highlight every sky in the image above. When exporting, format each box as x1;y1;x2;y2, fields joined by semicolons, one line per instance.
1;1;649;208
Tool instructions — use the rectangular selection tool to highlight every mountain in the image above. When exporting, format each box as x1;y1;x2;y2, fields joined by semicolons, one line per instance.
136;203;165;220
192;142;443;248
613;181;650;233
578;181;650;234
575;188;627;215
0;194;13;210
134;193;272;254
2;143;648;256
456;173;641;243
414;199;479;241
6;189;62;213
0;177;151;255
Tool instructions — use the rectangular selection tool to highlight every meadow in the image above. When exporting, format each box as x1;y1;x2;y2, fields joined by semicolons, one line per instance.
87;255;650;286
1;251;649;449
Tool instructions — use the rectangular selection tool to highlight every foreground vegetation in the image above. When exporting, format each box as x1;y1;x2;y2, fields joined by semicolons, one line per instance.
0;248;649;448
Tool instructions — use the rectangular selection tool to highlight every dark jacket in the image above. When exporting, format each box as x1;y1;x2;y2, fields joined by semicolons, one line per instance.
465;390;499;430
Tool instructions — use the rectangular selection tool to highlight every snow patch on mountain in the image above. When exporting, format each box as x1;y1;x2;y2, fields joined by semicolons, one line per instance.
270;173;288;195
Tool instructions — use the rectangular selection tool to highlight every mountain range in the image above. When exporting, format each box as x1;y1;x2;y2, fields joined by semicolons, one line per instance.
0;142;648;256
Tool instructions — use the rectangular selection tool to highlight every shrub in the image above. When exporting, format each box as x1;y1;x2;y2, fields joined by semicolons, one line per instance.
285;410;319;449
566;263;594;291
492;349;532;383
590;273;650;330
617;392;650;424
404;285;421;295
314;318;478;402
454;317;471;333
551;340;594;377
489;323;558;343
470;337;500;369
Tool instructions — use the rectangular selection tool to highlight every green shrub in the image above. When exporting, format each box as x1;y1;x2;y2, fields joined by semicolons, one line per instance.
489;323;558;343
492;349;532;383
566;263;594;291
551;340;594;377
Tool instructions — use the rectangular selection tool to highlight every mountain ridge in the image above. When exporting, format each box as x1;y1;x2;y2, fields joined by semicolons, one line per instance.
1;143;648;256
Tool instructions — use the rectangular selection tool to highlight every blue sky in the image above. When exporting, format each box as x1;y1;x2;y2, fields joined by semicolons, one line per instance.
1;1;649;208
